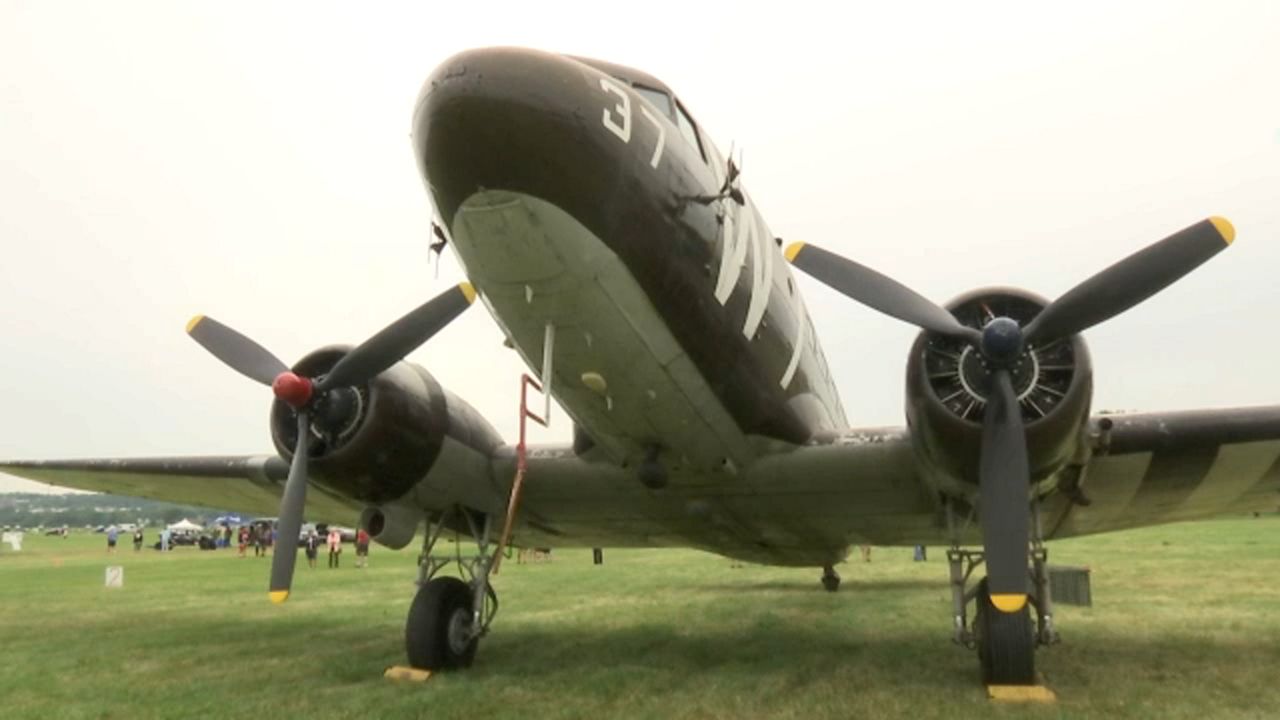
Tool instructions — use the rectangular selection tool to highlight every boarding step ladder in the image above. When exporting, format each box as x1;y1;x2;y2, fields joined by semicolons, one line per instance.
491;372;548;575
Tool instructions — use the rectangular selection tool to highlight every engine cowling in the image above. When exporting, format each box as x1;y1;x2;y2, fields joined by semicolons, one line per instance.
269;345;501;506
359;503;422;550
904;288;1093;498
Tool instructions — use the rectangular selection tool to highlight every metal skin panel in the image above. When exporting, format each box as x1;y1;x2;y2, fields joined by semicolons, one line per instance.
413;47;844;445
7;403;1278;561
5;49;1280;566
0;456;359;522
1049;409;1280;537
451;190;753;473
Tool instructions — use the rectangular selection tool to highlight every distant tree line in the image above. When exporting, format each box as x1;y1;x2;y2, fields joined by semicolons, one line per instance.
0;493;237;528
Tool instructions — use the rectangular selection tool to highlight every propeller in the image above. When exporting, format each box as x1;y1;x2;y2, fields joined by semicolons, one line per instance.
785;217;1234;607
186;281;477;603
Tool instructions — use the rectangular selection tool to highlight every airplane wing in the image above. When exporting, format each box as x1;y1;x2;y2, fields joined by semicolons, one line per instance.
4;405;1277;557
1045;404;1280;538
505;405;1280;558
0;455;361;522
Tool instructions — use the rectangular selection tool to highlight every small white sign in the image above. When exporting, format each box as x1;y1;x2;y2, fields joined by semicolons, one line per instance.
105;565;124;588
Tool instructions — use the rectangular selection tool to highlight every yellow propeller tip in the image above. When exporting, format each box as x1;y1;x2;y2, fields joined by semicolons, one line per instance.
269;590;289;604
990;593;1028;613
458;282;477;304
783;242;806;263
185;315;205;334
1209;216;1235;245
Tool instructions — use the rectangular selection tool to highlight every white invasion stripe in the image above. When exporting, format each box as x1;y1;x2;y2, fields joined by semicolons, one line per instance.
742;208;773;338
1173;440;1280;519
637;105;665;169
712;209;737;303
779;300;808;389
714;203;752;304
1058;452;1152;534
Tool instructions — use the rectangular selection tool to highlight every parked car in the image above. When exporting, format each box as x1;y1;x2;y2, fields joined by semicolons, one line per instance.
152;530;218;550
293;522;357;547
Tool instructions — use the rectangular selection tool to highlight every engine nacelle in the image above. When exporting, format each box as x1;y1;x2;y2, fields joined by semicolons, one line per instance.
270;345;503;507
904;288;1093;498
359;503;422;550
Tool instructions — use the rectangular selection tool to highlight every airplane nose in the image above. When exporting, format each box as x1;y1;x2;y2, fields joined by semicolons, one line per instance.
411;47;608;229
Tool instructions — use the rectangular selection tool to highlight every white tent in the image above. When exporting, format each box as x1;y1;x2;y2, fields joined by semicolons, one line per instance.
166;519;204;532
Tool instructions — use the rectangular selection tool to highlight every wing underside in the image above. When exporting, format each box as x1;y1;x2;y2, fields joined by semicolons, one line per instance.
508;405;1280;556
0;455;361;522
4;405;1278;558
1046;405;1280;538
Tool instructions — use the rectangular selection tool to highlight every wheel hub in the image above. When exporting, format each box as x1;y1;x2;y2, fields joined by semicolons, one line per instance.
446;607;473;655
958;345;1038;402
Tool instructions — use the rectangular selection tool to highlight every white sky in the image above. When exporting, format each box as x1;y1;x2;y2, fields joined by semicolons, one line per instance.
2;1;1278;493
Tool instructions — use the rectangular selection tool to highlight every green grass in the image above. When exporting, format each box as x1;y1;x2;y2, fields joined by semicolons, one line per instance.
1;518;1278;719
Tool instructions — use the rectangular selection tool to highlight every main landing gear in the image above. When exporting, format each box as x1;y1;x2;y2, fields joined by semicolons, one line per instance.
406;506;499;670
945;501;1058;685
820;564;841;592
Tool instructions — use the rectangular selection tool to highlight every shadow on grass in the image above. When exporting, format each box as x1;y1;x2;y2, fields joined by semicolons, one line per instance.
480;624;962;683
692;578;941;593
19;600;1280;717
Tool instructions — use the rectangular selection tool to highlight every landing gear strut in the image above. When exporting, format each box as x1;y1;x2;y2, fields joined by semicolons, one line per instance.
820;564;841;592
406;505;499;671
945;499;1057;685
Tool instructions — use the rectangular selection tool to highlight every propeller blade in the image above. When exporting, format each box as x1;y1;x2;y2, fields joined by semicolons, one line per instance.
186;315;289;386
784;243;981;344
269;411;310;604
317;282;477;392
1024;217;1234;345
978;369;1031;609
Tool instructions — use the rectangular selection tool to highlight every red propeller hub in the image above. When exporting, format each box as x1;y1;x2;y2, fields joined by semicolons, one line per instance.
272;372;313;408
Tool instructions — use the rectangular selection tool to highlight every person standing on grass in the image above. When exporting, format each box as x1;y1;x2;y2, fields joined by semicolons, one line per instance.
132;528;144;552
305;530;320;569
355;528;370;569
252;525;264;558
106;526;119;554
237;525;249;557
160;527;171;552
327;527;342;568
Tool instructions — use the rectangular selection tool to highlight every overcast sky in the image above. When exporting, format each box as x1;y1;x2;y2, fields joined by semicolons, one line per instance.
2;1;1278;493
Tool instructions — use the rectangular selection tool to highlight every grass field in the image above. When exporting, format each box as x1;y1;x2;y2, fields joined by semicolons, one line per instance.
1;518;1278;719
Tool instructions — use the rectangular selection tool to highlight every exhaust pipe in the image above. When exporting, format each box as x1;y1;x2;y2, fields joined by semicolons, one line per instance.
359;503;422;550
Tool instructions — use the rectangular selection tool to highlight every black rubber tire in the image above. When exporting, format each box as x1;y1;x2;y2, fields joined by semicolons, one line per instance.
974;578;1036;685
405;577;477;670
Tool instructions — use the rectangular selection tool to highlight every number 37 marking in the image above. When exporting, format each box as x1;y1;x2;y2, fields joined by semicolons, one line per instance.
599;77;665;169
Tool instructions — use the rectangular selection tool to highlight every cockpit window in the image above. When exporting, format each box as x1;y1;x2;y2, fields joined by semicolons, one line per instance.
627;81;708;164
633;85;674;120
674;101;706;161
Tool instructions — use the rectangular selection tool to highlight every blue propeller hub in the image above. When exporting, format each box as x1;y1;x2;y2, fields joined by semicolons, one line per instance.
980;317;1024;366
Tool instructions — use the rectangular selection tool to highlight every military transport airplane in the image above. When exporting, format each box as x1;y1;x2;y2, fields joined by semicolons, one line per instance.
4;47;1277;685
